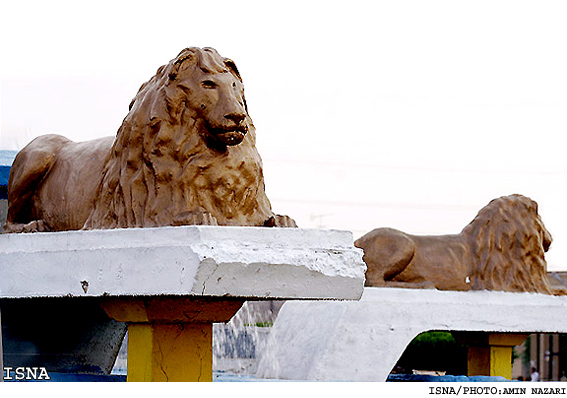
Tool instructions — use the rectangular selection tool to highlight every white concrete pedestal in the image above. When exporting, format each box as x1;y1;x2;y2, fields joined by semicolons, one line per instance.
0;226;365;299
0;226;365;380
257;287;567;381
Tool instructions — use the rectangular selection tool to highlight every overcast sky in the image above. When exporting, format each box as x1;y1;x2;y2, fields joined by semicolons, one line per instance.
1;0;566;270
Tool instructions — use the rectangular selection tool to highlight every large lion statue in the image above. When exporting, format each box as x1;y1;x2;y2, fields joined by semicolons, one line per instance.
355;194;554;294
4;47;296;232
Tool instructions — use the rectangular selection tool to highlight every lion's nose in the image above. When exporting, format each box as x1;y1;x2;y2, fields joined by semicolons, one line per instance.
543;232;552;251
224;112;246;124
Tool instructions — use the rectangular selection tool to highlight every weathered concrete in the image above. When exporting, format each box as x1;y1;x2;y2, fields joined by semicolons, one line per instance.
257;287;567;381
0;226;365;376
0;226;365;299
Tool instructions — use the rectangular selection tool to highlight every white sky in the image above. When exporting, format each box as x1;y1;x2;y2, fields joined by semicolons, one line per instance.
1;0;566;270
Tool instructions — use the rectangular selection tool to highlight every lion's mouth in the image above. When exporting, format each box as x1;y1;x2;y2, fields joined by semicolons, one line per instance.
214;126;248;146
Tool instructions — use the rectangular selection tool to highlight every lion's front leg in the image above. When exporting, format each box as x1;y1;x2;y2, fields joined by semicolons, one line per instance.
172;211;219;226
263;214;297;228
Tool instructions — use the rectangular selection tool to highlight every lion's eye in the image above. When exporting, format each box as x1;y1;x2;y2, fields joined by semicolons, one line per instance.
201;80;217;89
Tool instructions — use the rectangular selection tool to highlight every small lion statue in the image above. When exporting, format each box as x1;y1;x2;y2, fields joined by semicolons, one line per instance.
355;194;554;294
4;47;296;232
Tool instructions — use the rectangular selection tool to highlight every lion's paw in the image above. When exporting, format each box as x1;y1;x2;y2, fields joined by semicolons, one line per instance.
3;220;52;233
263;214;298;228
173;211;219;226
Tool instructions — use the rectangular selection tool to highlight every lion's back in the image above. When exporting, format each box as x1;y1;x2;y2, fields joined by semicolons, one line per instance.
6;135;112;231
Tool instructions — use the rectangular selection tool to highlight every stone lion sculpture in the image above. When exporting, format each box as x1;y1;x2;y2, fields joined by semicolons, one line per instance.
355;194;553;294
4;47;296;232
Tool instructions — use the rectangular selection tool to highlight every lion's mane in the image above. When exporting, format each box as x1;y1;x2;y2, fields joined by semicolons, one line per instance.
463;194;552;294
84;47;274;229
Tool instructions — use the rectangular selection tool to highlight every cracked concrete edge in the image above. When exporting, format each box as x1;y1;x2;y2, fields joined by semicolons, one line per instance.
1;226;365;300
191;261;364;300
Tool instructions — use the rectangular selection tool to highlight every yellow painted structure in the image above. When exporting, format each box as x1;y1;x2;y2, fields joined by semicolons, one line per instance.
102;297;244;382
457;332;528;379
127;323;212;382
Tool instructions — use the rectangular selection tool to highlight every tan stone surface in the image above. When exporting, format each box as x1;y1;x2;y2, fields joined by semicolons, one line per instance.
4;47;295;232
355;194;553;294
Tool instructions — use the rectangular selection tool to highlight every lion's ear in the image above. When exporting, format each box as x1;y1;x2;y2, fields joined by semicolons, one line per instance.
169;52;196;81
168;63;180;81
224;59;242;82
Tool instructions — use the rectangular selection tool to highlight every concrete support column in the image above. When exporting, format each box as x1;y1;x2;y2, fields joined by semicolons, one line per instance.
102;296;244;382
541;333;549;380
457;332;528;380
466;346;490;376
551;334;560;380
127;323;212;382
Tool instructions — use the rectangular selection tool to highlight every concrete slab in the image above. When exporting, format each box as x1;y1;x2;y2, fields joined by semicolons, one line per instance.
0;226;365;375
257;287;567;381
0;226;366;300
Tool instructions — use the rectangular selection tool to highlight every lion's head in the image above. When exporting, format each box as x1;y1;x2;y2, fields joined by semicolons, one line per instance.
128;47;252;150
166;47;250;148
462;194;552;294
84;47;280;229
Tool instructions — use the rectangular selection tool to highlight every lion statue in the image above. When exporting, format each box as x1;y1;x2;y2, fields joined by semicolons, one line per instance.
4;47;296;232
355;194;554;294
